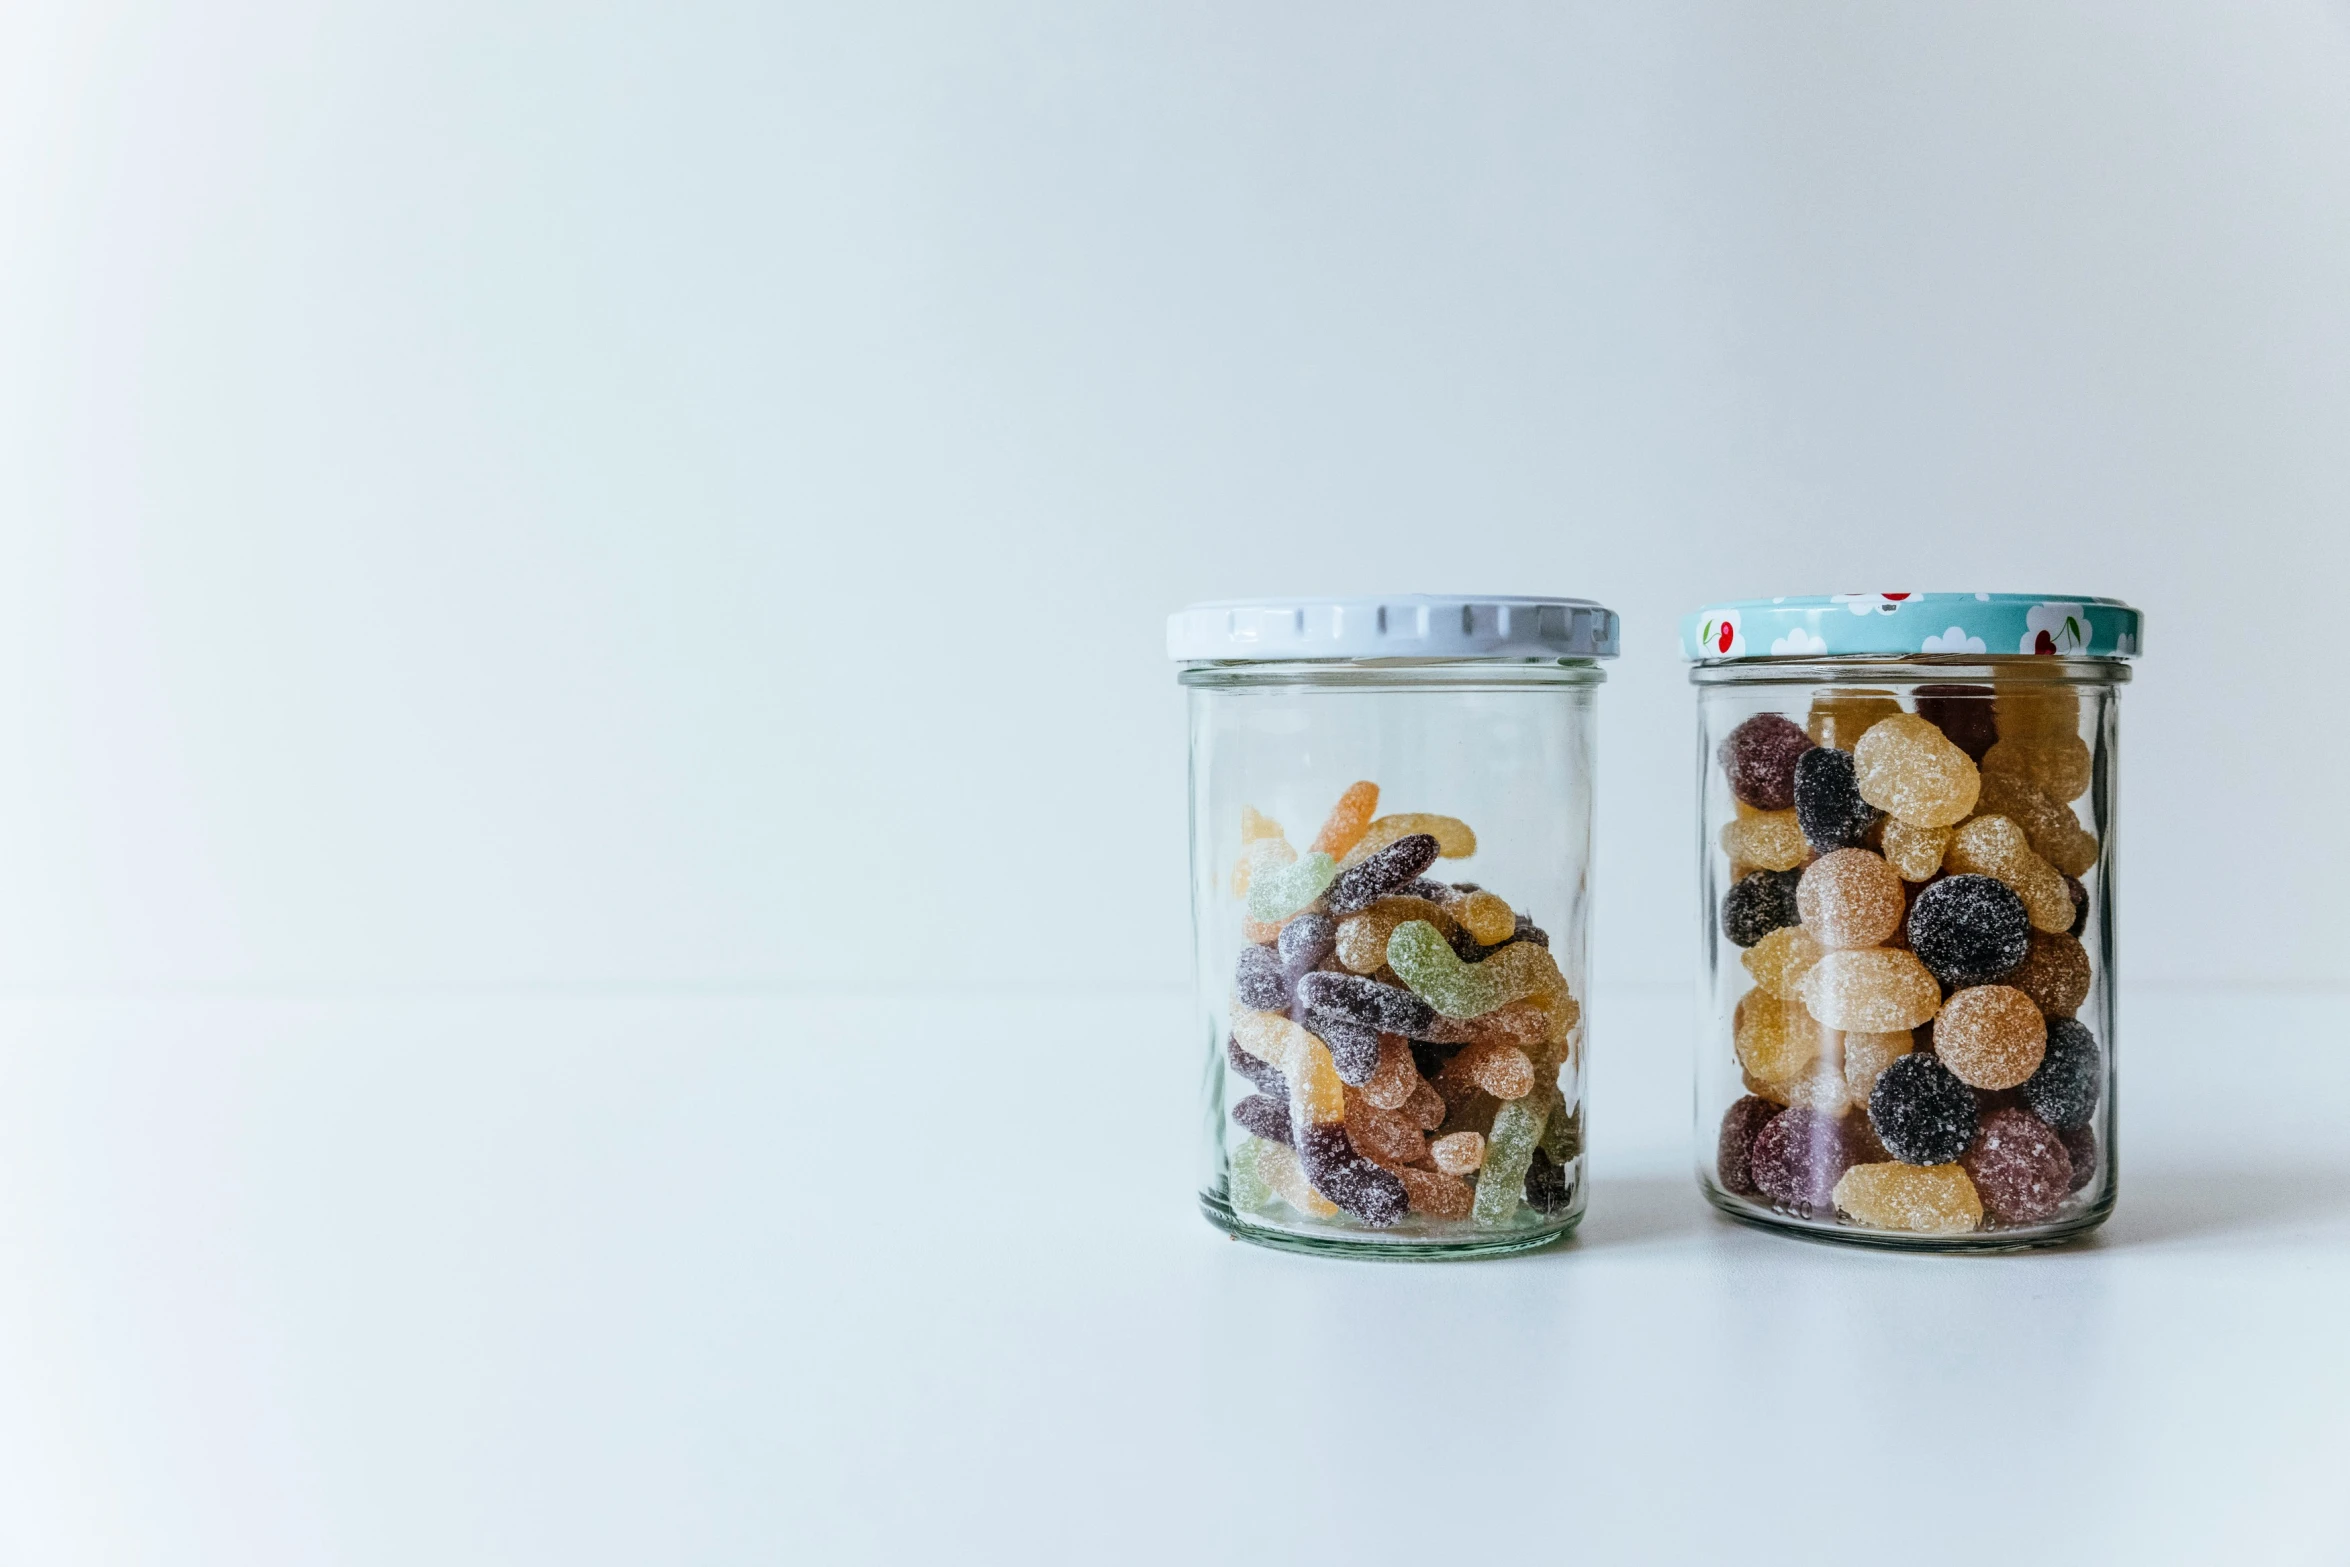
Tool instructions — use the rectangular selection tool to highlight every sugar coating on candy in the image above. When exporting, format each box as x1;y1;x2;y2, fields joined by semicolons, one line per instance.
1253;1138;1340;1219
1853;714;1982;829
2064;874;2089;937
1832;1162;1982;1233
1960;1107;2073;1226
1798;849;1906;950
1907;874;2031;990
1742;925;1823;1001
1868;1052;1980;1165
1277;913;1337;974
2058;1123;2097;1192
1335;897;1457;973
1745;1030;1852;1114
1228;1035;1286;1097
1806;689;1903;752
1716;1095;1781;1194
1722;869;1804;948
1403;1078;1448;1131
1984;735;2092;805
1240;805;1284;842
1231;834;1297;898
1800;948;1941;1033
1430;1130;1486;1175
1523;1148;1573;1217
1720;716;1813;812
1295;972;1436;1038
1734;991;1822;1083
1975;769;2100;878
1395;1164;1474;1219
1307;781;1381;858
1746;1108;1853;1215
1307;1015;1384;1085
1295;1122;1408;1226
1934;985;2047;1090
2020;1017;2101;1130
1344;813;1476;866
1232;1094;1293;1145
1720;811;1810;873
2006;930;2091;1018
1360;1036;1421;1110
1234;944;1290;1011
1246;851;1338;922
1325;834;1441;916
1944;815;2074;934
1412;998;1552;1052
1540;1102;1583;1163
1880;817;1952;883
1449;889;1518;945
1842;1030;1913;1107
1793;746;1883;852
1343;1089;1429;1169
1914;683;1999;762
1471;1093;1552;1226
1227;1135;1278;1214
1436;1040;1536;1102
1386;920;1568;1019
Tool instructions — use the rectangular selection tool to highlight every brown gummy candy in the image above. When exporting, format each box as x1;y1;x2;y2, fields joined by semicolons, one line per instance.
1395;1165;1475;1219
1934;985;2048;1090
1806;689;1903;752
2004;930;2092;1018
1914;683;1998;762
1797;849;1906;950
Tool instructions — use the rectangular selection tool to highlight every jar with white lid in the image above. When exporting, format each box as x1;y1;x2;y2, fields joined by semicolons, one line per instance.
1684;594;2141;1249
1170;595;1618;1259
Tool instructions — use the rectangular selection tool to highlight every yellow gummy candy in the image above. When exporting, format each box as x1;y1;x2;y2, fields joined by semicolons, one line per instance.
1720;811;1809;873
1832;1162;1983;1233
1806;689;1904;751
1240;805;1284;843
1842;1029;1914;1105
1343;813;1477;866
1733;991;1822;1083
1259;1139;1341;1219
1973;770;2099;878
1853;714;1982;829
1799;947;1942;1033
1334;897;1460;973
1742;925;1823;1001
1880;817;1952;882
1450;890;1517;945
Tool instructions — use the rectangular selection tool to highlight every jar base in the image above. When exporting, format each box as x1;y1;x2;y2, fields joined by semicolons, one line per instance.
1199;1192;1579;1260
1700;1183;2116;1253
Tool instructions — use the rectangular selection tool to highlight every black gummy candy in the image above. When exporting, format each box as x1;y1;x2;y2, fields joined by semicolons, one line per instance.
1793;745;1883;851
1234;944;1290;1011
1294;972;1435;1037
1907;874;2031;989
1231;1093;1292;1145
1721;869;1803;948
1915;683;1998;762
2019;1017;2101;1130
1524;1148;1573;1217
1297;1122;1407;1226
1326;834;1442;915
1227;1036;1285;1097
1868;1052;1980;1166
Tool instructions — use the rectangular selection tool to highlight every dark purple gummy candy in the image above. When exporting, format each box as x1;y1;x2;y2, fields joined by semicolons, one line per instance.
1325;834;1442;915
1409;1040;1459;1080
1294;972;1434;1037
1524;1148;1573;1217
1297;1122;1407;1227
1717;1094;1782;1196
2063;874;2089;938
1231;1093;1292;1146
1747;1109;1852;1215
1908;874;2031;990
2058;1123;2097;1192
1868;1052;1979;1166
1227;1036;1285;1097
1793;745;1882;851
2019;1017;2101;1130
1721;869;1803;948
1277;913;1337;975
1234;944;1290;1011
1719;713;1814;811
1915;683;1998;762
1962;1107;2072;1226
1303;1011;1384;1085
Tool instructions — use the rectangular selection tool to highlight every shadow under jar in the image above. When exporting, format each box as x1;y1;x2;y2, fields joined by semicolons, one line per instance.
1170;595;1618;1259
1683;594;2142;1251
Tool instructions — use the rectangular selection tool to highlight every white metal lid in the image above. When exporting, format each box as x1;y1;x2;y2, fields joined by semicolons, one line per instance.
1167;595;1620;663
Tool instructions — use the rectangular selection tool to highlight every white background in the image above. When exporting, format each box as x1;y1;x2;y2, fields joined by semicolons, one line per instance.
4;5;2350;1564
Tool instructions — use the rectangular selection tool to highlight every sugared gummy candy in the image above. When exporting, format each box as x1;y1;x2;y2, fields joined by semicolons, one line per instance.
1395;1165;1473;1219
1734;991;1821;1083
1984;735;2092;805
1430;1130;1485;1175
1523;1148;1572;1217
1974;769;2099;878
1806;688;1902;751
1853;714;1981;829
1716;1094;1781;1195
1246;851;1338;923
1471;1093;1552;1226
1831;1162;1982;1233
1913;683;1997;762
1931;985;2046;1090
2058;1123;2097;1191
1880;817;1952;883
1741;924;1823;1001
1842;1029;1913;1107
1295;972;1436;1037
1231;1094;1292;1145
1228;1035;1286;1097
1360;1036;1421;1111
1721;869;1803;948
1793;746;1882;851
1345;813;1475;865
1797;848;1906;950
1799;947;1941;1033
1343;1090;1429;1169
1335;897;1456;973
1308;781;1381;857
2018;1016;2100;1129
1234;944;1290;1012
1960;1106;2072;1225
1325;834;1441;916
1231;834;1297;898
2063;874;2089;937
1720;811;1809;873
1868;1052;1979;1166
1386;920;1567;1020
1906;874;2030;990
1943;815;2073;933
2005;930;2090;1018
1746;1108;1851;1215
1719;713;1814;810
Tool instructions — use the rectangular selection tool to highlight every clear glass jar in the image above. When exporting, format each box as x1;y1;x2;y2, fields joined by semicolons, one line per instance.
1684;595;2142;1250
1170;596;1617;1259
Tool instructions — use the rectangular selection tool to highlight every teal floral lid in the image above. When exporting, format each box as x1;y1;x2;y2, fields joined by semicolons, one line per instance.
1681;594;2142;662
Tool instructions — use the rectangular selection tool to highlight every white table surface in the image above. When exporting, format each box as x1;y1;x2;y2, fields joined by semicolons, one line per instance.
0;988;2340;1565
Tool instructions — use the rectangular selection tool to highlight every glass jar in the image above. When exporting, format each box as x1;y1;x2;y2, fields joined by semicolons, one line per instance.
1170;595;1618;1259
1683;594;2142;1250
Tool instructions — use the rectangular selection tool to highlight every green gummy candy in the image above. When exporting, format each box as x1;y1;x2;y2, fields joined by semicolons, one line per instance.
1385;920;1562;1019
1473;1093;1552;1227
1228;1136;1277;1216
1246;852;1338;923
1540;1100;1584;1164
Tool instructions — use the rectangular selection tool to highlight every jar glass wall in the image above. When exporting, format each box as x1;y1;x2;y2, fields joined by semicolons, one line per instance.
1180;650;1605;1260
1692;644;2132;1250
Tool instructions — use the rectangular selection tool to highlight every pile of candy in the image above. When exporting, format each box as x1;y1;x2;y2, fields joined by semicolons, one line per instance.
1711;684;2103;1236
1221;781;1583;1235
